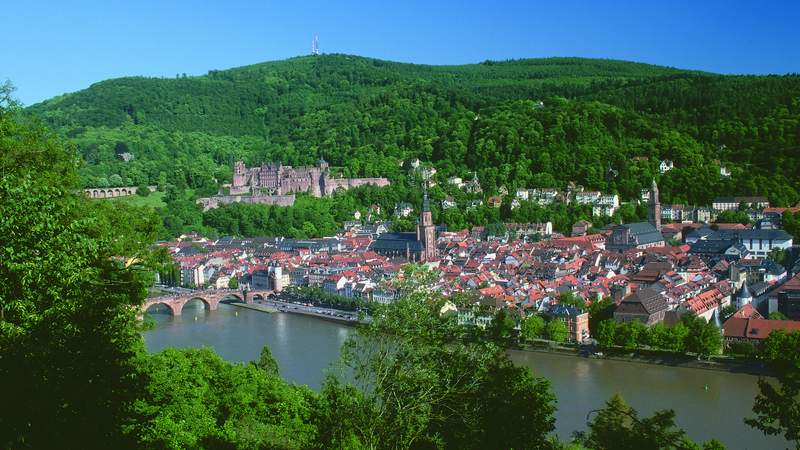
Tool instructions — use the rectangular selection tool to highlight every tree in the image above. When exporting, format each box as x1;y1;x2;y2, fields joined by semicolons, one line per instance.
576;393;721;450
136;182;150;197
546;318;569;343
487;308;517;344
324;266;557;449
746;330;800;446
588;297;615;334
615;320;646;350
129;348;317;448
596;320;617;349
682;314;722;358
768;311;789;321
254;345;280;377
521;315;546;341
228;276;239;289
719;304;737;321
0;95;161;448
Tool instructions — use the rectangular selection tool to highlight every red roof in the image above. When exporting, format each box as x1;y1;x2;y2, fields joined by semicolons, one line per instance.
723;317;800;340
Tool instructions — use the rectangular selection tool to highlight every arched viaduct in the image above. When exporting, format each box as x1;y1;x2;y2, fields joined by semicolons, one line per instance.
84;185;157;199
142;289;274;316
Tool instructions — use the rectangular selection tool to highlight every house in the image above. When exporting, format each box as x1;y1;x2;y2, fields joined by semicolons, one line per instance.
323;274;349;296
448;176;464;188
572;220;592;237
394;202;413;218
575;191;601;205
722;317;800;347
688;239;749;261
770;273;800;320
613;288;668;325
487;196;503;208
548;304;590;342
712;196;769;211
441;197;457;209
720;164;731;178
659;160;674;174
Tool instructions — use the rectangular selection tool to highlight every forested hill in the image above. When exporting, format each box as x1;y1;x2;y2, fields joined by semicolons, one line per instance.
26;54;800;222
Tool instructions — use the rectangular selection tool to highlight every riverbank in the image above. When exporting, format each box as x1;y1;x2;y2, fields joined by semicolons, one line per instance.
248;299;363;326
513;341;772;376
229;303;279;314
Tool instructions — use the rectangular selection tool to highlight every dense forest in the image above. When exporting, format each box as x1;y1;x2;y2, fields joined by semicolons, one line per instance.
26;54;800;237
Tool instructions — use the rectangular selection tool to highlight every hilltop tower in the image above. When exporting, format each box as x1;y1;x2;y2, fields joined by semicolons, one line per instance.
649;179;661;231
417;182;437;261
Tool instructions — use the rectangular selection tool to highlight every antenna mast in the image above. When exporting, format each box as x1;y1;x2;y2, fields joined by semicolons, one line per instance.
311;35;320;55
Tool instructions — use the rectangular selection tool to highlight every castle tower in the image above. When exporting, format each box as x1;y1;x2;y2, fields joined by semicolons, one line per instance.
649;179;661;231
417;182;437;261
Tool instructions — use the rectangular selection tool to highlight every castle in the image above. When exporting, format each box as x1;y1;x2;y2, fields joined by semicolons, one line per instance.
231;159;390;197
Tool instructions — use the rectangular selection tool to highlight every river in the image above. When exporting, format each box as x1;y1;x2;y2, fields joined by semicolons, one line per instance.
143;303;788;450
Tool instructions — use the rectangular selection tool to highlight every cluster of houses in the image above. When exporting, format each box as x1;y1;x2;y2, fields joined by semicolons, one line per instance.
161;198;798;350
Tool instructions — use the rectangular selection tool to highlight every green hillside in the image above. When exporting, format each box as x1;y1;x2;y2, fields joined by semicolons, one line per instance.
25;54;800;237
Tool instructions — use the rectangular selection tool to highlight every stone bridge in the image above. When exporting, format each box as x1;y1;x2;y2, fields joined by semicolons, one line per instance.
84;185;157;199
142;289;274;316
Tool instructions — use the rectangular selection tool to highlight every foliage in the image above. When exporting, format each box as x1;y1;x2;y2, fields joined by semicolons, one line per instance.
746;330;800;447
25;55;800;238
128;347;317;449
575;393;725;450
522;314;547;341
227;276;239;289
324;264;557;449
594;315;720;357
546;318;570;343
715;210;750;225
0;85;162;449
487;307;517;344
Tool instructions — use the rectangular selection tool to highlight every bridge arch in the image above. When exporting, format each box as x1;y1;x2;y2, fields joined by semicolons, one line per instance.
219;293;245;304
144;301;179;316
181;297;212;314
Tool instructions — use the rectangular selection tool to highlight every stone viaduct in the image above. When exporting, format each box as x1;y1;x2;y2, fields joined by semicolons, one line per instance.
84;185;157;199
142;289;274;316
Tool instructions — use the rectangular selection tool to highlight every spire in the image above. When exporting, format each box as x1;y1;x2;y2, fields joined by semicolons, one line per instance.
422;180;430;212
739;279;752;300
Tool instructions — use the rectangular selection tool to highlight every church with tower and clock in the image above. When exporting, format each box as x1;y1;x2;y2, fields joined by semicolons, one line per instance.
606;179;666;252
370;184;438;262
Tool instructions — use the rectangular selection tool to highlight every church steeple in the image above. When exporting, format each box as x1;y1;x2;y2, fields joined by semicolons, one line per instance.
417;180;436;261
649;179;661;231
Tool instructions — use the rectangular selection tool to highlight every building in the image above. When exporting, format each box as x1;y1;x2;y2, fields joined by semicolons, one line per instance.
231;159;389;197
700;229;793;258
613;288;668;325
723;317;800;347
371;186;437;262
772;273;800;320
548;304;590;343
607;180;665;251
572;220;592;237
712;196;769;212
659;160;674;174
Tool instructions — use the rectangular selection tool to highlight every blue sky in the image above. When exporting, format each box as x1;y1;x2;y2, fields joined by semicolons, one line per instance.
2;0;798;105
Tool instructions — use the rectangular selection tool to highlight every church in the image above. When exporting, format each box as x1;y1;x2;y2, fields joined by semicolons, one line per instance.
606;179;666;252
370;187;437;262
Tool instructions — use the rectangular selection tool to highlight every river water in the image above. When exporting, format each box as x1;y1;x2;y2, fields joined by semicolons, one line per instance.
143;303;788;450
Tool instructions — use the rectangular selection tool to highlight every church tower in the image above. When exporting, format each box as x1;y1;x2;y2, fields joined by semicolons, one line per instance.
417;182;437;261
649;179;661;231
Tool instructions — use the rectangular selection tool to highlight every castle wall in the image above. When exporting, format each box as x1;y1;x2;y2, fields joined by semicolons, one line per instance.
197;195;296;211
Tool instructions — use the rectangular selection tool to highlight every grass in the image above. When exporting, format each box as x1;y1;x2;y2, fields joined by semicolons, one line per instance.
107;191;166;209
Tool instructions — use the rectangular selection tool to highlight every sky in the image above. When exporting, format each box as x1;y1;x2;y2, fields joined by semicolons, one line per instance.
2;0;799;105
